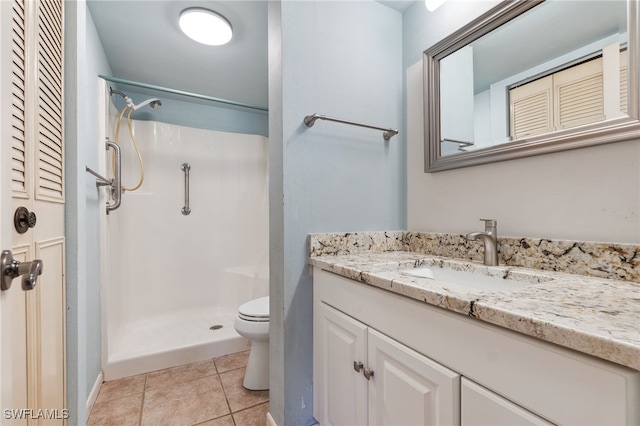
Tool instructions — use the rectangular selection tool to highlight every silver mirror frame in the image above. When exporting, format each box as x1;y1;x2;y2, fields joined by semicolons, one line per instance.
424;0;639;173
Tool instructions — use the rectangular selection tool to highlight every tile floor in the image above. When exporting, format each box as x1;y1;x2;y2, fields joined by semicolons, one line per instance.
87;350;269;426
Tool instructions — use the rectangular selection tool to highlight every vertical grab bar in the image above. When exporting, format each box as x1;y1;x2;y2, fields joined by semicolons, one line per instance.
181;163;191;215
106;140;122;214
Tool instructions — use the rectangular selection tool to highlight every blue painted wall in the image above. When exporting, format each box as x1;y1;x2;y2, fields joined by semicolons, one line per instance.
269;1;404;424
65;3;111;423
84;6;109;400
109;89;269;136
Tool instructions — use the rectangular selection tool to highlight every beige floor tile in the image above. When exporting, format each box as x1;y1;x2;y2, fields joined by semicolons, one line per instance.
219;368;269;413
88;394;143;426
194;415;235;426
145;359;217;391
215;350;250;374
141;375;230;426
96;374;146;403
232;402;270;426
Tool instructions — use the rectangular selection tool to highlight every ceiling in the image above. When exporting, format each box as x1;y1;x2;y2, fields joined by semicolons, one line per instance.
87;0;414;110
88;0;270;109
88;1;626;110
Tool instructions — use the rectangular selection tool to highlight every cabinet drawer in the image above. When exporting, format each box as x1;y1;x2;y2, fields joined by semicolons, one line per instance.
462;377;553;425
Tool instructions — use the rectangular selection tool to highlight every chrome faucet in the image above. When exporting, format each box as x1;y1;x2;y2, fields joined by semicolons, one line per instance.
466;219;498;266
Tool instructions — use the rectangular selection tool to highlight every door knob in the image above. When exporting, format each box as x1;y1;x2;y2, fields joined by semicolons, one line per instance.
14;207;37;234
1;250;43;291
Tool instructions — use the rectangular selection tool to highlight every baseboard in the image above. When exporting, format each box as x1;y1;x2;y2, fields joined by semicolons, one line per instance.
86;370;104;416
266;411;277;426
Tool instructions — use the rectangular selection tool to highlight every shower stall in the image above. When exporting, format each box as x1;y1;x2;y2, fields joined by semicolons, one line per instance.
95;78;269;380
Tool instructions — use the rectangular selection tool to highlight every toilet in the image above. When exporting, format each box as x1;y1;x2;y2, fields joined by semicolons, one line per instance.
234;296;269;390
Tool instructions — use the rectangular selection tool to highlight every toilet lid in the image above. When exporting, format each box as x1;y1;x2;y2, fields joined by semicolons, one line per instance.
238;296;269;319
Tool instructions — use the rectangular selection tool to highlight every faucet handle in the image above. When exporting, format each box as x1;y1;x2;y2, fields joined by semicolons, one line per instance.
479;219;497;233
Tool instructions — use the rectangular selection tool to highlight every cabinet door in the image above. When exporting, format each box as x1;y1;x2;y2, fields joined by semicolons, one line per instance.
314;302;368;426
368;329;460;426
461;378;553;426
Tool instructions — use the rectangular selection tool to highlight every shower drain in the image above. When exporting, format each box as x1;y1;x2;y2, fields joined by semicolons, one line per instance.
210;324;224;330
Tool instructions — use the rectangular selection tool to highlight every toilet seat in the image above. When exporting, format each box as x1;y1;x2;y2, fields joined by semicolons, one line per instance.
238;296;269;322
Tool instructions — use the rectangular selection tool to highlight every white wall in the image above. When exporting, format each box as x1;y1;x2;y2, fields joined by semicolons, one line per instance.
407;59;640;243
404;2;639;245
105;120;269;327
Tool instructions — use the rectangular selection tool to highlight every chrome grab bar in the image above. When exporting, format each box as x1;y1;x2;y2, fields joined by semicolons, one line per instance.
181;163;191;215
106;140;122;214
303;113;399;141
85;139;122;214
85;166;111;187
441;138;475;152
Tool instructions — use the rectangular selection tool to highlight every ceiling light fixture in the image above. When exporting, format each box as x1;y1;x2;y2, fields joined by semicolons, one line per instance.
425;0;449;12
179;8;233;46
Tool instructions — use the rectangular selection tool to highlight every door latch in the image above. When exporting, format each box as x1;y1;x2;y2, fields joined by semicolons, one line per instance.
14;207;37;234
1;250;43;291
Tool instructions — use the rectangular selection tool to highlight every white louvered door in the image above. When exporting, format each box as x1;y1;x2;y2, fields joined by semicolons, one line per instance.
3;0;66;424
510;47;628;141
509;75;554;139
553;57;605;130
620;50;628;114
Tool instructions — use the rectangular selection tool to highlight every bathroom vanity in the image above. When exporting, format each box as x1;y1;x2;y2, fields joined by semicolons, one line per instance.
309;233;640;426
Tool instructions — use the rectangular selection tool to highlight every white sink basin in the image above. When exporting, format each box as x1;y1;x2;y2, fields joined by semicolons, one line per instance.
400;266;533;292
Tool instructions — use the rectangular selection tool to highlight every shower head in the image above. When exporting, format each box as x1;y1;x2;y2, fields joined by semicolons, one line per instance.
125;97;162;111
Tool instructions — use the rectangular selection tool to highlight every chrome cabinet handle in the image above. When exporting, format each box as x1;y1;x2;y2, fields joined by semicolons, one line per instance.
363;368;374;380
353;361;364;373
181;163;191;215
1;250;43;291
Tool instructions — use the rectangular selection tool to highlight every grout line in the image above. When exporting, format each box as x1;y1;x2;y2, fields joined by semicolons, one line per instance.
138;374;148;426
218;371;235;420
94;354;260;426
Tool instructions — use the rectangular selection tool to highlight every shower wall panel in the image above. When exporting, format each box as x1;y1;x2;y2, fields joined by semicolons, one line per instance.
110;121;268;322
101;115;269;377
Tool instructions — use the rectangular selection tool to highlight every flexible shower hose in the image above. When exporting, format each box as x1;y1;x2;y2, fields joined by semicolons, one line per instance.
112;105;145;192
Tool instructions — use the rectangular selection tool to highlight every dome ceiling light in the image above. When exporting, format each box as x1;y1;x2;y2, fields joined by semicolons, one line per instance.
179;7;233;46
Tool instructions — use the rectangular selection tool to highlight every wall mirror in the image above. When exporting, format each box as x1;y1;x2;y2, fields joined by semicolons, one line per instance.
424;0;639;172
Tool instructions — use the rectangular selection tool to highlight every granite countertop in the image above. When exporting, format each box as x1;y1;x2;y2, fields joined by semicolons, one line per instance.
309;250;640;371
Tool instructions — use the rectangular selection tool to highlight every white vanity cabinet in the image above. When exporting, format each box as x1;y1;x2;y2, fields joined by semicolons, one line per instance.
312;268;640;426
314;301;460;425
461;378;553;426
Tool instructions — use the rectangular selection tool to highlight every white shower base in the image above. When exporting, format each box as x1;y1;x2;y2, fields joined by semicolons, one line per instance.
103;306;250;380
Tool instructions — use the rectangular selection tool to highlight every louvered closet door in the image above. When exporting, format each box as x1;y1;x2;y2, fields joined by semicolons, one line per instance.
620;50;628;114
510;56;610;140
553;57;605;130
6;0;66;424
509;75;554;139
